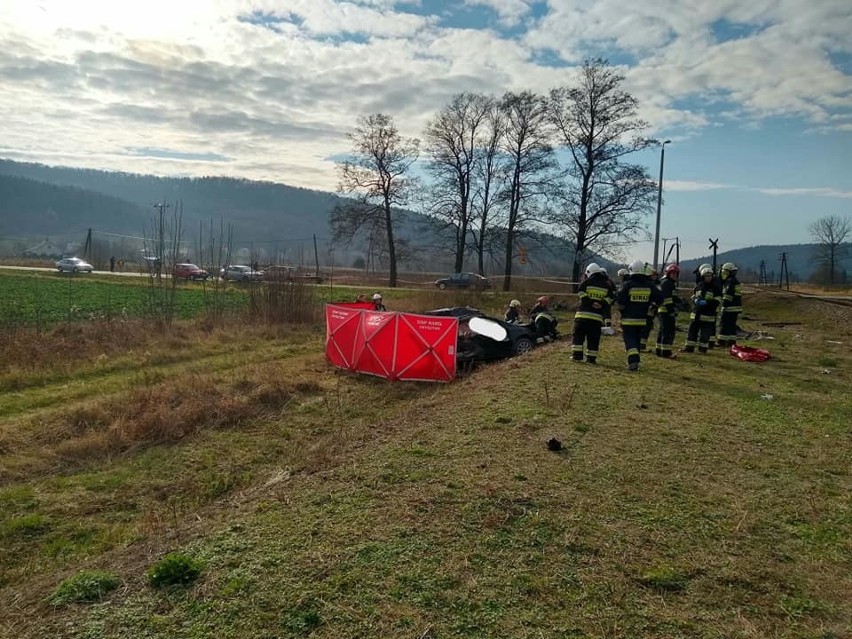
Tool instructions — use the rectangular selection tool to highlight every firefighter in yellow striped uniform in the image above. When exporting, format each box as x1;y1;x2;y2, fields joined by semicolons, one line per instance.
684;266;721;353
718;262;743;345
571;263;615;364
616;260;663;371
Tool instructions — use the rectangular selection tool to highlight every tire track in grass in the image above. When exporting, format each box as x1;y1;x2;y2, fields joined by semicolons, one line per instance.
0;338;322;422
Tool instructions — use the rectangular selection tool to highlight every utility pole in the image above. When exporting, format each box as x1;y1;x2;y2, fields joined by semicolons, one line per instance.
652;140;672;271
313;234;320;276
779;252;790;291
759;260;768;286
82;228;92;261
708;238;719;272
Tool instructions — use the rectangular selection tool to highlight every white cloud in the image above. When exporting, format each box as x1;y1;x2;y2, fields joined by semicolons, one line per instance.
0;0;849;194
756;186;852;199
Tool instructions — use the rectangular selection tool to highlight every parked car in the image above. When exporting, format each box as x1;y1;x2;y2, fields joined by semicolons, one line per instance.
173;263;210;280
425;307;538;363
434;272;493;290
56;257;94;273
220;265;264;282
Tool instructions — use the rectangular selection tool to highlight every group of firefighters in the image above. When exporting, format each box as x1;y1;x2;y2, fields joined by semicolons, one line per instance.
507;260;743;371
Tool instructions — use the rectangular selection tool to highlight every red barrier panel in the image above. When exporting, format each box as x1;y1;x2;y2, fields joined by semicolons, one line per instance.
325;305;458;382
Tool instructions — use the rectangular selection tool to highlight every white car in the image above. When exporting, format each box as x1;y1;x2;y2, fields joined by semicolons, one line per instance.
56;257;94;273
220;265;263;282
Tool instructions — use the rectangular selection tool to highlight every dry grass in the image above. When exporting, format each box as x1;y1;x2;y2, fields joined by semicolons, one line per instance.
1;290;850;639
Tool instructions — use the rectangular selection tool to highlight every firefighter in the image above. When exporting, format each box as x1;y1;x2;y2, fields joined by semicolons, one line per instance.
530;296;558;341
683;266;721;353
655;263;681;358
718;262;743;346
505;299;522;324
600;267;616;336
616;260;663;371
371;292;387;312
571;263;614;364
640;266;660;351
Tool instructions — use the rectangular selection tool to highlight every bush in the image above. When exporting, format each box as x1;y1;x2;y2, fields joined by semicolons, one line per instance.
146;552;204;588
50;570;120;605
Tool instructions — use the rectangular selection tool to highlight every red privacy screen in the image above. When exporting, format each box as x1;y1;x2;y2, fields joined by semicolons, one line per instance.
325;304;458;382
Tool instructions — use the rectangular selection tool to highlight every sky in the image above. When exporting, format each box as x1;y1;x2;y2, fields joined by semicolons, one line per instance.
1;0;851;261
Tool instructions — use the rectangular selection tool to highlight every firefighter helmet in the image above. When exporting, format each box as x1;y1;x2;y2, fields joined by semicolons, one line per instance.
372;293;382;301
664;263;680;276
721;262;737;273
628;260;645;275
584;262;601;277
699;266;714;277
617;268;628;277
509;299;521;308
536;296;549;307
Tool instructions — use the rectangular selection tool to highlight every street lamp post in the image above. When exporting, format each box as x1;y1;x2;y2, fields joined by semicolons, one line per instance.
652;139;671;272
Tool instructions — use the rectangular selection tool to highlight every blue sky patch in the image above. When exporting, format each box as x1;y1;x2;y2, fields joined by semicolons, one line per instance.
237;10;303;33
710;18;767;43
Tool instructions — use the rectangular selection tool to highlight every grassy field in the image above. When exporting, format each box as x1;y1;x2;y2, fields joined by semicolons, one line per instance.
0;270;254;327
0;290;850;638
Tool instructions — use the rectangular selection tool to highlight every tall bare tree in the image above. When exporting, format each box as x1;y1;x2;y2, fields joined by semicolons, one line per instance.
470;100;506;276
423;93;492;273
809;214;851;285
333;114;419;287
499;91;556;291
549;58;657;289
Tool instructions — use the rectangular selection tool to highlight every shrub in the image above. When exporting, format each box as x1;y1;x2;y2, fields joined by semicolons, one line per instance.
50;570;120;605
146;552;204;588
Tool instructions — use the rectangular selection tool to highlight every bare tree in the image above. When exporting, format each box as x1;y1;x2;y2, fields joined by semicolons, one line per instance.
423;93;492;273
333;114;419;287
470;100;506;276
549;58;657;289
499;91;557;291
809;215;851;285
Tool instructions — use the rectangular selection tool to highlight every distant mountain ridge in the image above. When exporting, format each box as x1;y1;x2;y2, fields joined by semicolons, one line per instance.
680;244;822;281
0;159;591;274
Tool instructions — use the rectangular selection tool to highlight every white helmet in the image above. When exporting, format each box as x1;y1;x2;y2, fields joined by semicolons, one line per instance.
617;268;628;277
698;263;711;273
372;293;382;301
699;266;714;277
509;299;521;308
584;262;601;278
628;260;645;275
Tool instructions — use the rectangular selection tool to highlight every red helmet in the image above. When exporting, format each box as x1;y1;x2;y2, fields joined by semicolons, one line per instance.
664;264;680;276
536;296;549;306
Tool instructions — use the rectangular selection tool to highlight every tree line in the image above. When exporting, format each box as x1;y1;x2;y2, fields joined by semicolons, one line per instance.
330;58;660;290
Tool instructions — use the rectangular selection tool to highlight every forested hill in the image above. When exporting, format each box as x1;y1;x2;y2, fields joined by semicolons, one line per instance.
0;159;593;274
0;174;149;237
0;159;341;244
681;244;820;281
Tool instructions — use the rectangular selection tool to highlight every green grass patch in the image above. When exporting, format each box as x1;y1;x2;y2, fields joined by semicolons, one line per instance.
50;570;120;605
146;553;204;588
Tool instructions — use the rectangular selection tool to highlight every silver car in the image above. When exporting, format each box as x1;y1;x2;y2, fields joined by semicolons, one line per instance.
221;265;263;282
56;257;94;273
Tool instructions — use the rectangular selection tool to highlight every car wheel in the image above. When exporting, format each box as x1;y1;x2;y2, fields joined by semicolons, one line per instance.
438;283;446;290
513;337;535;356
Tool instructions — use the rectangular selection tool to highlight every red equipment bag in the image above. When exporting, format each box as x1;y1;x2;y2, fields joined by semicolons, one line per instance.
730;344;771;362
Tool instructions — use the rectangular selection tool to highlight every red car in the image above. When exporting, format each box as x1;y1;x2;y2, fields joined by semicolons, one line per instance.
173;263;210;280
